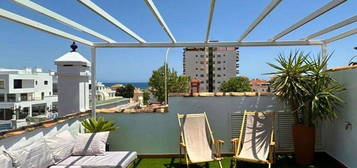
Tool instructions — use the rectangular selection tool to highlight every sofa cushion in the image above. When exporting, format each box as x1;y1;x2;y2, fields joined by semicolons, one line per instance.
5;139;55;168
0;147;12;168
72;132;109;156
45;130;76;162
52;151;137;168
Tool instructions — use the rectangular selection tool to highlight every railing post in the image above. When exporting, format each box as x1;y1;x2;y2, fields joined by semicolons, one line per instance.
91;47;96;118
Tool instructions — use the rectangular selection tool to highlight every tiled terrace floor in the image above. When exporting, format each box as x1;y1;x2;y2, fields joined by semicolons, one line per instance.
133;155;341;168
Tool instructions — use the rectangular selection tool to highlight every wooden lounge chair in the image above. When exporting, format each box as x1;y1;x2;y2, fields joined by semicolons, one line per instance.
231;111;276;168
177;113;224;168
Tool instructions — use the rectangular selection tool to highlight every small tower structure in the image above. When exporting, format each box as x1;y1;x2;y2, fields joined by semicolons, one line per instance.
55;42;91;116
191;79;200;94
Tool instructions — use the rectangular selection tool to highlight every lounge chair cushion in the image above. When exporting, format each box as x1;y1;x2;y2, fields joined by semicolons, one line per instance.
72;132;109;156
5;139;55;168
0;147;12;168
51;151;137;168
45;130;76;162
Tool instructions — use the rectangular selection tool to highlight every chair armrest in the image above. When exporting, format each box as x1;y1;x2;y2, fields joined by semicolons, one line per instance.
231;138;240;154
231;138;240;143
214;139;224;159
270;141;276;147
215;139;225;144
180;142;186;147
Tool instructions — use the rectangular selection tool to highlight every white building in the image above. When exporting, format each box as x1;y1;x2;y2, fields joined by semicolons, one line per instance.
55;43;91;116
91;82;117;101
183;46;239;92
0;67;58;126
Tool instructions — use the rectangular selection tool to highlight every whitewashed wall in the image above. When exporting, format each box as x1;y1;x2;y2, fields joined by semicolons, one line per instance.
322;69;357;168
101;96;324;155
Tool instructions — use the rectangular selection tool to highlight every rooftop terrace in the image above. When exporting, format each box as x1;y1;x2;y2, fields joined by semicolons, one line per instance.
0;0;356;168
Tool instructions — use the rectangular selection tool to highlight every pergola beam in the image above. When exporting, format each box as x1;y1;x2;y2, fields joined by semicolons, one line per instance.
144;0;176;43
0;9;93;46
238;0;282;42
93;40;324;48
302;15;357;40
12;0;116;43
323;28;357;43
205;0;216;43
77;0;146;43
270;0;347;41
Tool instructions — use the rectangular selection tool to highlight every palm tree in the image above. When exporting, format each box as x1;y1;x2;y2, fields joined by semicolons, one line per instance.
267;50;344;126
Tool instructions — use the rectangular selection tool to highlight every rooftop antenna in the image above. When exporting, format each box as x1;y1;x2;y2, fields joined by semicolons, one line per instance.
70;42;78;52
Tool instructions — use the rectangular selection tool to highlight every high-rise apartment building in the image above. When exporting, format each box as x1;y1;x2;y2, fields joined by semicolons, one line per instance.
183;46;239;92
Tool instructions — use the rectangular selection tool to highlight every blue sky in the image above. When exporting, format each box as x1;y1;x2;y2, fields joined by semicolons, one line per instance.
0;0;356;82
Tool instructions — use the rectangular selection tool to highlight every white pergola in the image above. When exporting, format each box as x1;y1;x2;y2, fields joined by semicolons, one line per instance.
1;0;356;118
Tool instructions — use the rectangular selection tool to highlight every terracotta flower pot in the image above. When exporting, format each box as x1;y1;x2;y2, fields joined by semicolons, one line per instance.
293;125;315;165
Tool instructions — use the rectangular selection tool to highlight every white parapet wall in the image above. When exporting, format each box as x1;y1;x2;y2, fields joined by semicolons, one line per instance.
322;67;357;168
99;95;325;155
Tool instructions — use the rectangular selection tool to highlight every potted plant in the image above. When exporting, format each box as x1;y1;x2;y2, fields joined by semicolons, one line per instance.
81;117;118;151
267;51;344;165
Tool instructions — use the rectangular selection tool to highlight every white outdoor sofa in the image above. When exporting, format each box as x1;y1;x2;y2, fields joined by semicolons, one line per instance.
48;151;137;168
0;130;137;168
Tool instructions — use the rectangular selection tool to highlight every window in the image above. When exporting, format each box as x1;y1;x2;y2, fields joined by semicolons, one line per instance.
0;94;4;102
200;55;204;58
195;55;198;57
200;74;204;77
20;93;28;101
223;67;226;70
217;61;221;64
200;61;204;64
7;94;16;102
217;74;221;77
44;81;48;85
13;80;22;89
35;81;38;85
195;68;198;70
195;74;198;77
0;109;13;120
217;55;221;57
200;68;204;71
41;92;44;100
217;68;221;70
0;81;4;89
17;108;27;118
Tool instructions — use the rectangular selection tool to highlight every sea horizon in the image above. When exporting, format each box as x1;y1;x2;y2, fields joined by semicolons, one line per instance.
103;82;149;89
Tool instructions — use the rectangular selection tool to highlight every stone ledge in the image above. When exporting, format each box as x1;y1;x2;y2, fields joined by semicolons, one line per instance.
0;111;90;140
169;92;275;97
97;104;168;113
329;65;357;72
